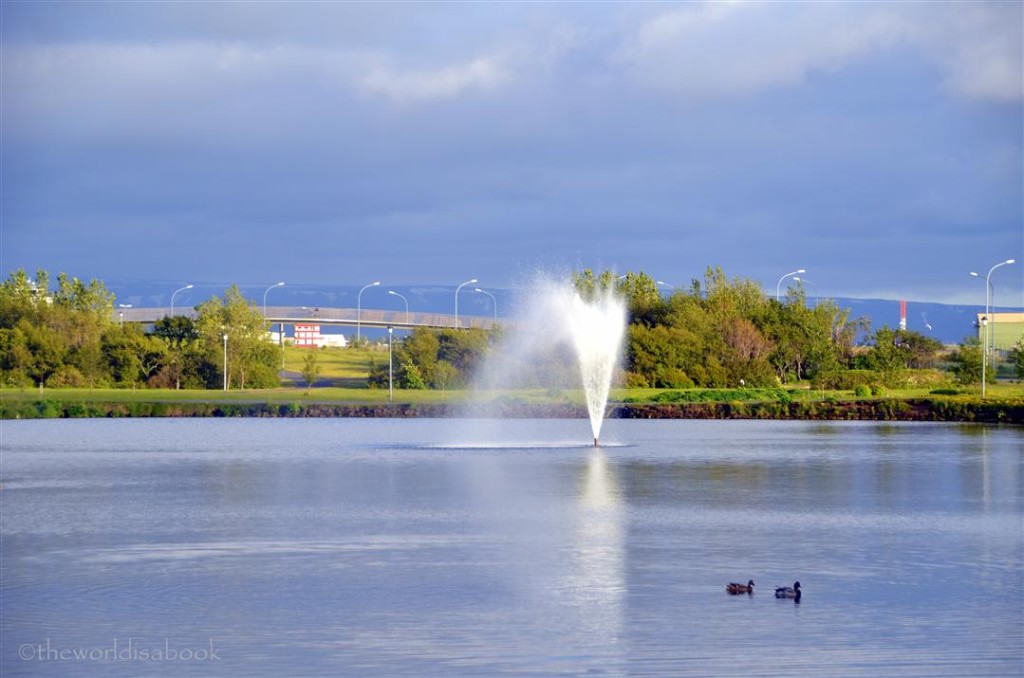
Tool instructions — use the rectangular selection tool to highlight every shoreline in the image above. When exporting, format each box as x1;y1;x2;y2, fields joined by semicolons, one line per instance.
4;398;1023;424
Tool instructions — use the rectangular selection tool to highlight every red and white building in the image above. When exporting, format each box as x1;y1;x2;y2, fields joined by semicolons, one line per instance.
292;324;347;348
293;323;323;348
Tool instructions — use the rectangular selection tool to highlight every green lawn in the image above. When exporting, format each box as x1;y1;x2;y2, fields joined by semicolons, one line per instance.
3;343;1022;406
281;345;386;388
3;382;1021;408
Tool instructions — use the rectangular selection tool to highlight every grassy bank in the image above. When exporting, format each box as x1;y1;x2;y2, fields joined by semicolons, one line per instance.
3;383;1022;423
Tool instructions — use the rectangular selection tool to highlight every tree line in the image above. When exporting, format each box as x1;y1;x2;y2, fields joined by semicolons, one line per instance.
379;267;1019;392
0;270;281;389
1;267;1019;391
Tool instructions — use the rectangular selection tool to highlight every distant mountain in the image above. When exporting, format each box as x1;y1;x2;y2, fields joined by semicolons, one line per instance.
104;279;1013;346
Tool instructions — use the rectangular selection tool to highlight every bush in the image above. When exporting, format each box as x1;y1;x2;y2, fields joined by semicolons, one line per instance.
930;388;962;396
624;371;650;389
870;384;887;397
35;400;62;418
45;365;87;388
660;368;695;389
854;384;872;397
652;388;792;404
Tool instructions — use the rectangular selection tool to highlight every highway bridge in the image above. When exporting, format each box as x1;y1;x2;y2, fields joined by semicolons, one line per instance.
114;306;499;331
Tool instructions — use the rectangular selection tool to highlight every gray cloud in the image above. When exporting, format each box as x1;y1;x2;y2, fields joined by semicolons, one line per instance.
1;2;1021;305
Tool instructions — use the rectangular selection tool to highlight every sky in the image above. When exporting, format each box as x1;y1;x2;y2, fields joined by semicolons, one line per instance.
2;1;1022;306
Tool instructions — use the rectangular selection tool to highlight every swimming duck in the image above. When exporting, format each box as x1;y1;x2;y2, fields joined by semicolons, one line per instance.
774;581;801;600
725;580;755;594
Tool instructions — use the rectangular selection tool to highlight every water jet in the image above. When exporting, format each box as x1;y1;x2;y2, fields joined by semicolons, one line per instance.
470;275;626;446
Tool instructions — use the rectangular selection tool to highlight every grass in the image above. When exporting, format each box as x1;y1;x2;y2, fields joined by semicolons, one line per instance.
281;345;385;388
3;382;1022;409
3;344;1022;408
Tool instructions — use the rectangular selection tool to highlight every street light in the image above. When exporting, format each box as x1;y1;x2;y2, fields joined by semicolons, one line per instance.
388;326;394;403
455;278;477;329
970;271;992;349
357;281;380;344
388;290;409;325
979;258;1016;397
118;303;132;327
981;316;989;398
776;269;806;302
170;284;193;317
263;282;285;348
222;334;229;391
474;288;497;321
263;282;285;318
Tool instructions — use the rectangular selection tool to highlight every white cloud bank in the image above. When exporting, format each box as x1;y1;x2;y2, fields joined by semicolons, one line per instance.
612;2;1021;102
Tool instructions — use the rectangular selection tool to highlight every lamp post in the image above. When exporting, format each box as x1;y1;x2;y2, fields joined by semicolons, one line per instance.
222;334;229;391
118;304;132;327
388;326;394;403
979;259;1016;396
263;282;285;348
455;278;477;329
388;290;409;324
970;271;992;352
474;288;497;321
170;284;193;317
981;316;989;398
357;281;380;344
263;282;285;318
776;269;805;302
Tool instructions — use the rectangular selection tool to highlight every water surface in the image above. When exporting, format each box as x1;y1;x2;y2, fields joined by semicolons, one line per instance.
2;419;1021;676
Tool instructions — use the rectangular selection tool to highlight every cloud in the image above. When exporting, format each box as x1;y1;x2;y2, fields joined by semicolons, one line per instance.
611;3;907;98
357;53;509;103
610;2;1021;102
912;3;1023;102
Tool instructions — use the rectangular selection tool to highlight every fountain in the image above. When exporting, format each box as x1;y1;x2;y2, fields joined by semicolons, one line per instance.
471;275;626;446
566;291;626;446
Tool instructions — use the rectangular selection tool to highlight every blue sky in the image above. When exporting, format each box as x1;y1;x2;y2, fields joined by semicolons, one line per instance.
2;1;1021;306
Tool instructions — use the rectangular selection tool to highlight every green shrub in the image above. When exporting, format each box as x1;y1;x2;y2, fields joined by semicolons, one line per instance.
65;402;89;418
870;384;887;397
660;369;695;389
930;388;962;396
652;388;791;404
854;384;872;397
36;400;62;418
624;372;650;389
45;366;88;388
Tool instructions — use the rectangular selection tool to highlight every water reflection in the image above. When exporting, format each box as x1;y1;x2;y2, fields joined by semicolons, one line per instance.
569;451;624;652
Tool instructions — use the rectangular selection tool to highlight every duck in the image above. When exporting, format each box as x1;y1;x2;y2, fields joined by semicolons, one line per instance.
774;581;801;600
725;579;755;594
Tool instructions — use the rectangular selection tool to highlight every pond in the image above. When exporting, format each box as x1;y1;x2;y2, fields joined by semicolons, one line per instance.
2;418;1021;676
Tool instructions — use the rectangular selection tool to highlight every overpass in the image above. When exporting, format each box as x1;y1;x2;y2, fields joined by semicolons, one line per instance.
113;305;500;331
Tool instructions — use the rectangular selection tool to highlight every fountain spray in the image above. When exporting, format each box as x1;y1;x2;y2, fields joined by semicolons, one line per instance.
465;274;626;447
567;289;626;447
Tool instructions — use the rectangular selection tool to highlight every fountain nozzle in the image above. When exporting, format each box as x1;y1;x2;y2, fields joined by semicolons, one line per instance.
594;437;599;448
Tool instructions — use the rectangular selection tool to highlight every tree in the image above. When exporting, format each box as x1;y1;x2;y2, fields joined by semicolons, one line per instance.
573;268;618;302
194;285;281;389
948;337;988;385
102;325;167;387
432;360;458;392
150;316;207;389
1011;342;1024;380
301;350;322;393
614;271;664;326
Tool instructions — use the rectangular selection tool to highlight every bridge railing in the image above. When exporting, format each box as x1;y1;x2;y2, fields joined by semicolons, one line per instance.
113;306;499;330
